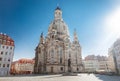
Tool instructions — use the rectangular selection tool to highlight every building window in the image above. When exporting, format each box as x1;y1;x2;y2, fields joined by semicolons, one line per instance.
9;52;11;55
61;67;63;71
2;46;4;49
76;52;77;64
77;68;79;71
10;47;12;50
3;40;6;44
1;51;3;55
4;58;6;61
51;49;54;63
51;49;54;57
60;58;62;64
51;67;53;73
0;58;2;61
59;48;62;64
6;46;8;49
0;64;1;67
7;64;9;67
5;52;8;55
55;12;57;15
52;35;54;38
58;12;60;15
3;64;5;67
8;59;10;62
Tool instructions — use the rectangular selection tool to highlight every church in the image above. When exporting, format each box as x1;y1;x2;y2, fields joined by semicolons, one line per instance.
34;6;83;74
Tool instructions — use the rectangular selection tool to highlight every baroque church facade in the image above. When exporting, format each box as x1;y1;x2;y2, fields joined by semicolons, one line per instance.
34;7;83;74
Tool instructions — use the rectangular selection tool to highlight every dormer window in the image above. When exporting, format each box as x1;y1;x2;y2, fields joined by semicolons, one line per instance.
3;40;6;44
0;39;2;43
7;41;10;45
11;42;13;45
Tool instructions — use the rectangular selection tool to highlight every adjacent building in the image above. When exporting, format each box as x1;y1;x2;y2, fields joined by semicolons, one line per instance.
83;55;109;73
0;33;14;76
84;55;107;61
99;61;109;72
107;48;116;73
108;38;120;74
83;60;99;72
34;6;83;74
10;58;34;74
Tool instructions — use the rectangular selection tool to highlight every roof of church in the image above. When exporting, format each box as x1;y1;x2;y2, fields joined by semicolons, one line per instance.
55;6;61;10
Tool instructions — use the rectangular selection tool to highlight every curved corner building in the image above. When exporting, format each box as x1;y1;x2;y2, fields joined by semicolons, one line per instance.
0;33;14;76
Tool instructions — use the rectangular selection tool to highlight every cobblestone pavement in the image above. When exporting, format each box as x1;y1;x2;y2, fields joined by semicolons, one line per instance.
0;74;120;81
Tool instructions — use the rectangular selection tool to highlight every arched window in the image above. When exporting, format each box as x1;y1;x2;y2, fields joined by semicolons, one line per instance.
69;51;71;60
38;48;41;53
61;67;63;71
59;48;62;64
76;52;77;64
51;49;54;63
51;49;54;57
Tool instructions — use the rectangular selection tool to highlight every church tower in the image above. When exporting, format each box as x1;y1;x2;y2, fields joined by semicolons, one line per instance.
54;6;62;20
72;29;83;72
40;32;44;44
73;29;79;44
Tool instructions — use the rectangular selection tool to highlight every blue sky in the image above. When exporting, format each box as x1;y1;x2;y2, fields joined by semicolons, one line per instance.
0;0;120;61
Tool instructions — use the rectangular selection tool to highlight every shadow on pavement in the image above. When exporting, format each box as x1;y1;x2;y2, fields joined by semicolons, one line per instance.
94;74;120;81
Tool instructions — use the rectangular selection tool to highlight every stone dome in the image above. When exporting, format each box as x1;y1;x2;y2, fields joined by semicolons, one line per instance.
48;7;70;39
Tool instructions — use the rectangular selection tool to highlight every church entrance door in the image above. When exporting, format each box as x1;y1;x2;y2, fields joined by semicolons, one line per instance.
51;67;53;73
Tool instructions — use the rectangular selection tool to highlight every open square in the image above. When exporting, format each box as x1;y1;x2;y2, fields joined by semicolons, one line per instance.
0;74;120;81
